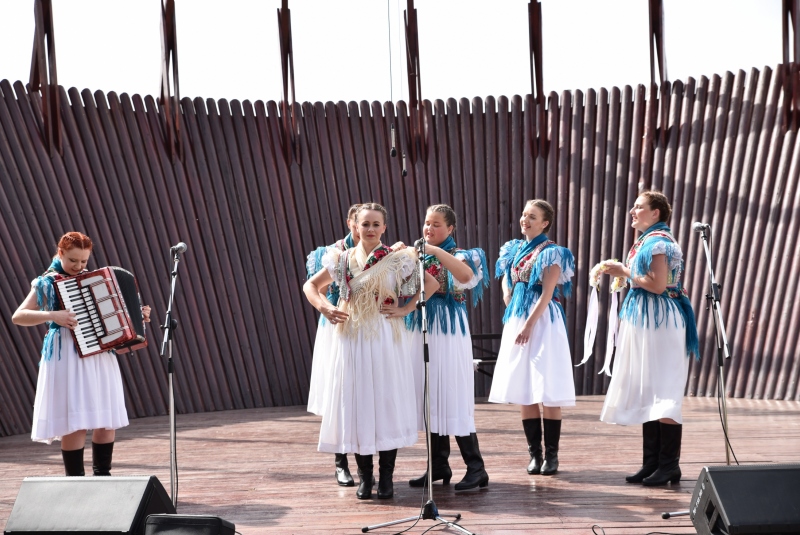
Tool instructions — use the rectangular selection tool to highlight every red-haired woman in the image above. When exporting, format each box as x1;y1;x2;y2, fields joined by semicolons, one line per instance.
13;232;151;477
304;203;439;500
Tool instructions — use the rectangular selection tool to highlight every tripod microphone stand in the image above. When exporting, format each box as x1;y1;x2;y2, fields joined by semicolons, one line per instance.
362;240;475;535
161;242;187;508
697;226;733;465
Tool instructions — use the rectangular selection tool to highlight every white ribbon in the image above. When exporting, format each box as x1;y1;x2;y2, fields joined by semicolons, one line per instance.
579;288;599;366
599;291;619;376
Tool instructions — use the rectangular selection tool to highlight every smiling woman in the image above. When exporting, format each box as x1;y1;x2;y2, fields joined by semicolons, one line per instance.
302;203;440;501
489;199;576;477
597;190;699;487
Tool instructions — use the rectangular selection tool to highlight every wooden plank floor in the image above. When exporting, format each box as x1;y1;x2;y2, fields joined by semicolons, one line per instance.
1;396;799;534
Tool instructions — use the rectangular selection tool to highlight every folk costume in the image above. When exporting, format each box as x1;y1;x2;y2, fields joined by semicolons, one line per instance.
599;221;698;486
404;236;490;490
305;233;355;417
317;241;420;499
30;258;128;475
488;234;575;475
305;233;357;486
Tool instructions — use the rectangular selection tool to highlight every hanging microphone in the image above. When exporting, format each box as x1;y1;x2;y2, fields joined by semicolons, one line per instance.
402;151;407;177
170;242;188;254
390;123;397;157
692;222;710;233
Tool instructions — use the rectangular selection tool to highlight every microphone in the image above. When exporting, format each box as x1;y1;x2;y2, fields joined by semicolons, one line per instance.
414;238;425;251
692;222;710;233
170;242;188;254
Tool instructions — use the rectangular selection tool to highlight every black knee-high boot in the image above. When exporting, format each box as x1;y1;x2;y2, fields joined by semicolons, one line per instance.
626;421;660;483
354;453;374;499
540;419;561;476
409;433;452;487
377;449;397;499
62;448;85;477
335;453;355;486
522;418;543;474
91;442;114;476
454;433;489;490
643;422;682;486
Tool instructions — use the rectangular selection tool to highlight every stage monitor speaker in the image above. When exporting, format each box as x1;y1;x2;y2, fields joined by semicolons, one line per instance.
4;475;176;535
690;464;800;535
145;515;235;535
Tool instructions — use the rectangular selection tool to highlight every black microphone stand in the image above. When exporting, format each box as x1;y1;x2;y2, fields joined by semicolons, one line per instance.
160;246;184;507
362;240;475;535
698;227;732;465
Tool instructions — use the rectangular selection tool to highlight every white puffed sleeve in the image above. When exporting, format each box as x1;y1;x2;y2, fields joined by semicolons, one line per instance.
650;241;683;271
321;248;343;280
453;249;484;290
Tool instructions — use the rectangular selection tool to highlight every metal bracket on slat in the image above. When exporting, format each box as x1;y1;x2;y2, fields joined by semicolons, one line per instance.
782;0;800;131
648;0;669;145
278;0;301;166
29;0;62;157
404;0;427;166
528;0;547;160
160;0;183;162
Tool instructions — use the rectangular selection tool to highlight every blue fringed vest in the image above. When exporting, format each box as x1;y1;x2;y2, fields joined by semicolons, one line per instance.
619;222;700;359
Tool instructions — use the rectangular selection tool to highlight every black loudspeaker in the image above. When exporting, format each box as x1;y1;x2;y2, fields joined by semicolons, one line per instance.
145;515;235;535
4;476;176;534
690;464;800;535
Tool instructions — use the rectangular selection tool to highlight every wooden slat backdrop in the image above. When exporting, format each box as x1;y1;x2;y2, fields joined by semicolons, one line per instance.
1;64;799;438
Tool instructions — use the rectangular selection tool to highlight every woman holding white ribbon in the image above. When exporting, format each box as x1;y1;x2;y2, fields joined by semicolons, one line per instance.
597;190;698;486
488;199;575;476
303;203;439;500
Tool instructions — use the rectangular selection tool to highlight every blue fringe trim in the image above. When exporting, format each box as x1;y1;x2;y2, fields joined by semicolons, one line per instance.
528;246;575;296
502;283;566;329
495;240;522;283
457;248;489;307
306;246;328;279
620;288;700;359
405;293;468;335
33;274;62;362
631;237;682;278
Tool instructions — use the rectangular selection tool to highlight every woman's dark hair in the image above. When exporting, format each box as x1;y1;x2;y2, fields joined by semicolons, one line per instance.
356;202;388;224
426;204;457;228
639;190;672;222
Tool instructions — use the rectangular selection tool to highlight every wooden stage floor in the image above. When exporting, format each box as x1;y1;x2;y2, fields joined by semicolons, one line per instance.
1;396;798;534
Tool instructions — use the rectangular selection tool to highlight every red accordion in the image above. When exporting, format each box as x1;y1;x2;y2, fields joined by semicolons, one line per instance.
54;266;148;358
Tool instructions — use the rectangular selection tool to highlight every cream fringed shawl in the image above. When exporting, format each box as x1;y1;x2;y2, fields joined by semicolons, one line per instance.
326;244;420;341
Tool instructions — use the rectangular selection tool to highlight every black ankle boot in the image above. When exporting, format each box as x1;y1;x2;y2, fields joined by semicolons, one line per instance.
91;442;114;476
62;448;85;477
522;418;543;474
540;419;561;476
643;423;682;486
409;433;452;487
377;449;397;499
454;433;489;490
335;453;355;487
354;453;374;499
626;421;660;483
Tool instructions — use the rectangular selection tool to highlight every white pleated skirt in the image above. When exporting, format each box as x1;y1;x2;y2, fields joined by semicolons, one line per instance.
600;314;690;425
306;318;334;416
408;312;477;437
31;328;129;444
318;317;418;455
488;305;576;407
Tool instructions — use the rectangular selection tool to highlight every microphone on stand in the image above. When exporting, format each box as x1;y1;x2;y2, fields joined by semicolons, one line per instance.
692;222;710;233
170;242;188;254
413;238;425;252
